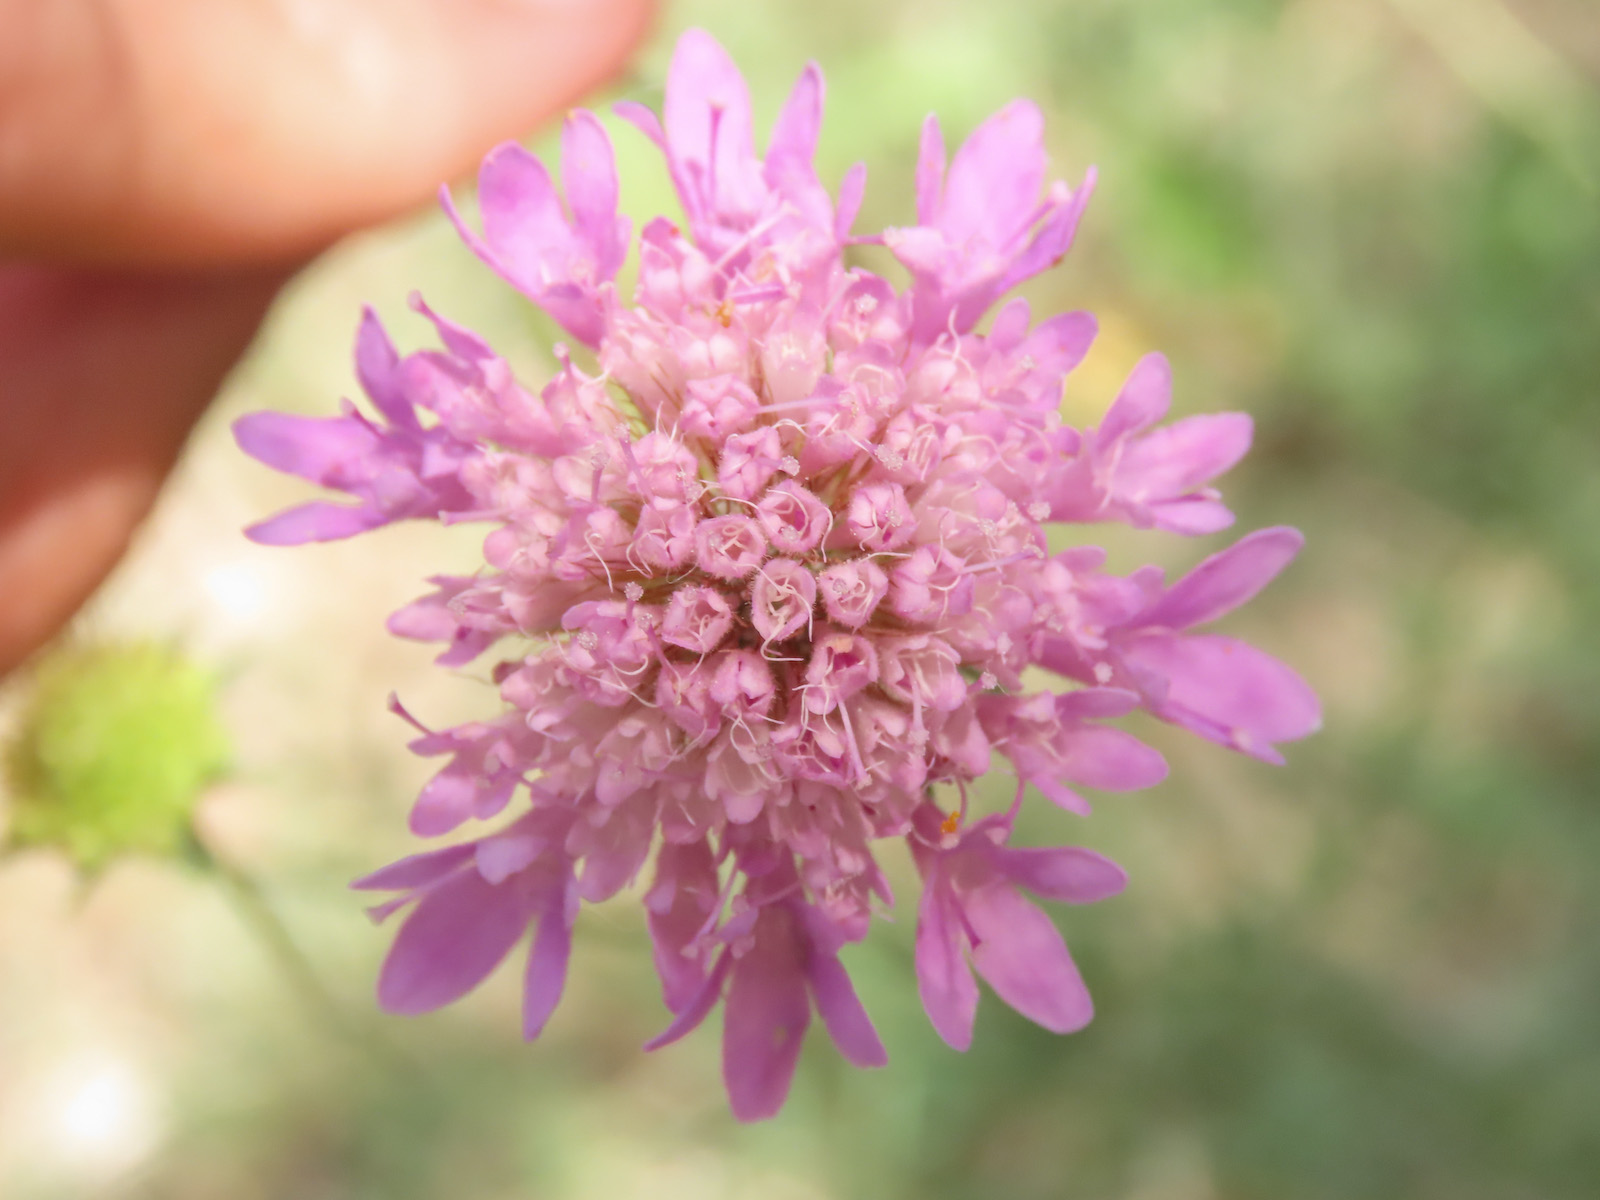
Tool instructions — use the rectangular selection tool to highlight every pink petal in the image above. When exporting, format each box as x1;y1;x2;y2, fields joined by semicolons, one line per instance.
476;143;574;283
993;846;1128;904
835;162;867;241
613;100;667;152
432;629;497;668
1098;353;1172;443
995;168;1096;293
644;949;732;1051
1059;725;1168;791
1141;526;1304;631
762;63;833;231
1125;633;1322;760
881;224;949;275
721;914;811;1121
438;166;606;348
405;293;500;367
1054;686;1142;721
560;109;628;278
351;843;477;893
914;876;978;1050
523;876;576;1040
1030;775;1093;816
1146;496;1237;536
439;178;542;325
646;840;721;1012
1021;310;1097;381
244;500;386;545
409;761;483;837
940;100;1045;243
766;62;823;174
965;882;1093;1034
1117;412;1253;500
354;307;416;429
386;589;461;643
914;113;945;225
232;411;378;485
664;29;759;218
377;870;535;1015
386;583;501;667
475;829;546;886
805;951;887;1068
575;803;655;902
989;298;1032;350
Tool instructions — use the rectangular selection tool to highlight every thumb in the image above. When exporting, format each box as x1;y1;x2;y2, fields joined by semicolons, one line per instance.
0;0;657;677
0;0;658;265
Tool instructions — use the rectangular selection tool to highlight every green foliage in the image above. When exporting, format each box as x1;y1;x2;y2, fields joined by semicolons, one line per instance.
4;642;229;870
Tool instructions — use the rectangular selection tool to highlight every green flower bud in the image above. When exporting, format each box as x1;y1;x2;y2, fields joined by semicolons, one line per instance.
3;642;229;871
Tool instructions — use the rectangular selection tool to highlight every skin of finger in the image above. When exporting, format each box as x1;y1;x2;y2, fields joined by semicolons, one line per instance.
0;266;289;677
0;0;658;265
0;0;658;676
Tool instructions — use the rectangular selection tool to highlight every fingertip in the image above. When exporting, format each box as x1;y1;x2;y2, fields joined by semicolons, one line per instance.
0;0;660;265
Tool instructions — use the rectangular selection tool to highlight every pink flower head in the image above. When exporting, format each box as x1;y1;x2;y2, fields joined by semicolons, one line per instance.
238;29;1317;1121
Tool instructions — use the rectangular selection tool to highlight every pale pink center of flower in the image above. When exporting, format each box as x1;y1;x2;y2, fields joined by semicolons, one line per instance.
888;546;977;623
756;481;832;554
817;559;889;627
804;632;880;714
695;514;768;580
751;558;818;642
661;585;735;653
846;481;915;551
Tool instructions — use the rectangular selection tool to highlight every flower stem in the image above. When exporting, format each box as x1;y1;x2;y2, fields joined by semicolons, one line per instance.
184;828;423;1080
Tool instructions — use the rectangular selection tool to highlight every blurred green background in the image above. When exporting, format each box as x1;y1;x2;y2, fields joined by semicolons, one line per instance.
3;0;1599;1196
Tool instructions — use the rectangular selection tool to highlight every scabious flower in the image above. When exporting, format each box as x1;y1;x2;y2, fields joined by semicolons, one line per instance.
236;29;1319;1120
